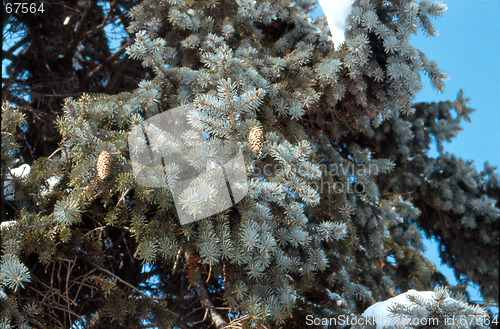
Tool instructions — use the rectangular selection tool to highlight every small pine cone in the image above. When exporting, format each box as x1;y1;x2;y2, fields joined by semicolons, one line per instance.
96;150;112;180
454;100;462;114
248;126;264;153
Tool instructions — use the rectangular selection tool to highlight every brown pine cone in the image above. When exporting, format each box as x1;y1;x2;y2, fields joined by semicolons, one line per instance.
96;150;112;180
248;126;264;153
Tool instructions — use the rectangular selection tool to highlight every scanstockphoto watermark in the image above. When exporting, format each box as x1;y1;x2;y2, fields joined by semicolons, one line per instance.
306;314;441;327
305;314;498;327
305;315;381;327
251;163;382;195
128;103;384;224
129;104;248;225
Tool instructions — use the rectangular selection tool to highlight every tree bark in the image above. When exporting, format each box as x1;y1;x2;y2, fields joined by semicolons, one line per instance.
185;251;228;329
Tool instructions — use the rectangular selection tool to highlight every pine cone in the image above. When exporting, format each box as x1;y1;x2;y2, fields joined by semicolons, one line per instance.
248;126;264;153
96;150;112;180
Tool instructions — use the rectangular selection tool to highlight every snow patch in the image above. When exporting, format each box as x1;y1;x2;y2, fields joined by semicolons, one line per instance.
362;290;455;329
9;164;31;177
4;164;61;200
317;0;355;49
1;221;18;231
3;164;31;201
40;176;62;197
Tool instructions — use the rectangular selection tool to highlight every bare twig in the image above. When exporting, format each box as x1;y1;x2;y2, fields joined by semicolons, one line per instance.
84;39;134;81
81;257;179;318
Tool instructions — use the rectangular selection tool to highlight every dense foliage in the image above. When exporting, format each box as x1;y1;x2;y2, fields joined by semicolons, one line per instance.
1;0;498;328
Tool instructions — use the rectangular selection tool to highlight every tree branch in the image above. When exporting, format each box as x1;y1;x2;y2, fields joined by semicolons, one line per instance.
65;0;98;58
185;251;228;329
84;38;134;81
78;257;180;319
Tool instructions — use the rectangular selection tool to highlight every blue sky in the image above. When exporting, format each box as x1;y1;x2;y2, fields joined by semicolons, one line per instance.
412;0;500;168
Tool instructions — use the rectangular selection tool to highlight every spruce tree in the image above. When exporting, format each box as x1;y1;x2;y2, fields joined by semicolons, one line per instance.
1;0;498;328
